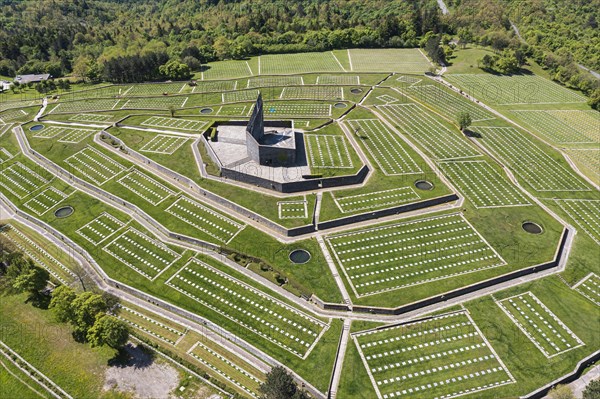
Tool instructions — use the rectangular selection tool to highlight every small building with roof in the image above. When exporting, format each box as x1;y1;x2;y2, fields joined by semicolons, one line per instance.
14;74;51;85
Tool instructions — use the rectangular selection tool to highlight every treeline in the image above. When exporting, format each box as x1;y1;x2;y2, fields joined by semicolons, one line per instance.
446;0;600;108
0;0;444;81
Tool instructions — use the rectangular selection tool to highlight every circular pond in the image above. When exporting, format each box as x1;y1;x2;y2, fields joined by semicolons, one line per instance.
30;124;45;132
200;107;213;114
54;206;74;218
350;88;363;94
522;221;543;235
289;249;311;264
415;180;434;191
334;102;347;109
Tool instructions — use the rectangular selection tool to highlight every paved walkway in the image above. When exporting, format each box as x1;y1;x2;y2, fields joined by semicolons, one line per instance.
33;98;47;122
328;319;352;398
316;235;353;307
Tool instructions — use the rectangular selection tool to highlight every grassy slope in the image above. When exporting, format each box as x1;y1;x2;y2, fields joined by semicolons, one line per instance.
0;293;117;399
0;358;49;399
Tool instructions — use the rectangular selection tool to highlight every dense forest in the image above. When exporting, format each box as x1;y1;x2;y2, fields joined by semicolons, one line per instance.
0;0;598;102
0;0;443;80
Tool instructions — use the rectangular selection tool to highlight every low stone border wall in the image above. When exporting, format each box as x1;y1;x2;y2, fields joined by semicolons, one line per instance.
521;350;600;399
317;194;459;231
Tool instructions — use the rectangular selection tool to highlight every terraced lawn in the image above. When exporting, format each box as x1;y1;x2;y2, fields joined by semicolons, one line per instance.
438;160;531;208
326;213;506;297
378;103;481;160
474;126;591;192
165;258;329;358
352;311;515;399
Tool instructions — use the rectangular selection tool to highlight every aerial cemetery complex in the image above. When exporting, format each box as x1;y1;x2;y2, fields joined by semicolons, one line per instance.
0;2;599;398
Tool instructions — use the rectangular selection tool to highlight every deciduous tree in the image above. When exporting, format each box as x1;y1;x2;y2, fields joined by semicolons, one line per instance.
87;314;129;349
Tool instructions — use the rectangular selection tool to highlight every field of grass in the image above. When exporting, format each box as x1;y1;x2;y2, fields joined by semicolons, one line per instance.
140;135;189;155
125;82;188;96
473;126;591;192
0;358;49;399
496;291;585;358
552;199;600;244
0;293;117;399
404;82;495;122
259;52;344;74
247;75;303;88
352;311;515;399
166;257;329;358
438;160;531;209
445;73;587;105
377;103;482;160
302;122;363;176
509;109;599;144
33;125;97;144
573;273;600;306
280;86;344;101
345;118;423;176
326;213;506;297
305;134;354;170
348;48;431;73
140;116;208;132
0;221;78;285
48;98;121;114
165;195;245;243
332;187;421;214
201;60;255;80
563;148;600;185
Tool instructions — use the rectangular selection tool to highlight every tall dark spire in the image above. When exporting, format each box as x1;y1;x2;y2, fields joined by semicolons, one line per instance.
247;92;264;141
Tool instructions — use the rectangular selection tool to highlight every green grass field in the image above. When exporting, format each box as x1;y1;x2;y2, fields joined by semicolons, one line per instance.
166;257;329;357
509;109;599;144
332;187;421;214
473;126;591;192
438;160;531;209
345;118;423;175
259;52;344;74
352;311;515;399
445;74;587;105
326;213;506;297
405;83;495;122
377;103;482;160
305;133;354;170
348;48;431;73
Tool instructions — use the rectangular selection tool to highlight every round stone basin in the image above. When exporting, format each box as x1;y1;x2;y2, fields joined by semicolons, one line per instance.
199;107;213;114
415;180;434;190
334;102;347;109
522;221;543;234
30;124;44;132
54;206;74;218
350;88;363;94
289;249;311;264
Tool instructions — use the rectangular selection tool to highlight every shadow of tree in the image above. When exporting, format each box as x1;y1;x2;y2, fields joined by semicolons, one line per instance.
108;343;155;369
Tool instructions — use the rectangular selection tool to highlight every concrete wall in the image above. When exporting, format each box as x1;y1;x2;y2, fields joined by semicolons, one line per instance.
221;164;370;193
520;350;600;399
318;194;459;230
